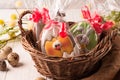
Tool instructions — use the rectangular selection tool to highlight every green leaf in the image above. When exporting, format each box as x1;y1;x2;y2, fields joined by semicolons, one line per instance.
0;41;7;49
0;27;13;36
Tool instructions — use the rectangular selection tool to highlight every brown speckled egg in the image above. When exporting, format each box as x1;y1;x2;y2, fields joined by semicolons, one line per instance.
0;46;12;60
0;59;7;71
3;46;12;54
7;52;19;67
0;50;7;60
35;77;45;80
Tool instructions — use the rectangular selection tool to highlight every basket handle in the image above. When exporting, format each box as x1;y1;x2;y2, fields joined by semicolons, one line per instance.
18;10;33;36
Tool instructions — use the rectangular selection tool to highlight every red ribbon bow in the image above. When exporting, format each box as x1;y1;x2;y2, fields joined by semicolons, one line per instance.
30;8;67;38
81;6;113;34
30;8;50;23
44;20;67;38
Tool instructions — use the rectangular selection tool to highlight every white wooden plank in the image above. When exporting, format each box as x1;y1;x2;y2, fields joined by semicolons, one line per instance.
0;71;7;80
0;0;36;9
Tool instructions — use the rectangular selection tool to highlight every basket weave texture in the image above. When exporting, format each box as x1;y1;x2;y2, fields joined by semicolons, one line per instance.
18;10;117;80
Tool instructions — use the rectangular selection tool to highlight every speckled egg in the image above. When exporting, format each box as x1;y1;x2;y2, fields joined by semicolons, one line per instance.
0;59;7;71
0;46;12;60
3;46;12;54
35;77;45;80
7;52;19;67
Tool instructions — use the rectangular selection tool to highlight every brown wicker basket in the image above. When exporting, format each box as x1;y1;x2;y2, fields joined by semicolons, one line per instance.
18;10;117;80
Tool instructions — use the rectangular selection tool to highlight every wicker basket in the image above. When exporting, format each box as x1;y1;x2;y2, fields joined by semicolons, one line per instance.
18;10;117;80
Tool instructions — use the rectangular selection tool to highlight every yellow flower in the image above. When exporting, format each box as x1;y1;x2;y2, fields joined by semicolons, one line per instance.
8;20;16;28
10;14;17;20
0;19;5;26
8;31;16;39
15;0;23;8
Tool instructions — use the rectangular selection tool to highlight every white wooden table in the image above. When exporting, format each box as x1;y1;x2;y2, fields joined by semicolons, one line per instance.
0;41;42;80
0;9;80;80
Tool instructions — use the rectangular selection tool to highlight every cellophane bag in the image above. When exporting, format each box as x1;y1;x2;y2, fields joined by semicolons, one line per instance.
28;0;118;57
35;0;91;58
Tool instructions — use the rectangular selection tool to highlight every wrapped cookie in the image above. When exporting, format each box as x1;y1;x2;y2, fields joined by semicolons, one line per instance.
70;21;97;53
41;21;76;57
39;11;82;58
29;8;50;48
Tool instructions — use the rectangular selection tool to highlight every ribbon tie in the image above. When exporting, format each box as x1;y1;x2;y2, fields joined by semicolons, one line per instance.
44;20;67;38
81;6;113;34
30;8;67;38
30;8;50;23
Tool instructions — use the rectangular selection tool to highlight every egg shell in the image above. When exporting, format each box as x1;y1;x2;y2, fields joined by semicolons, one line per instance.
0;46;12;60
0;50;10;60
2;46;12;54
0;50;6;60
7;52;19;67
35;77;45;80
0;60;7;71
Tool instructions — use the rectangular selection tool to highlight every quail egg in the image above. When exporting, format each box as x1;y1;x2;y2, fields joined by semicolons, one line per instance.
0;46;12;60
35;77;45;80
3;46;12;54
7;52;19;67
0;59;7;71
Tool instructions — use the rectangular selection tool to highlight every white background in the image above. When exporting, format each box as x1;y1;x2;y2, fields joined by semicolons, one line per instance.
0;0;36;9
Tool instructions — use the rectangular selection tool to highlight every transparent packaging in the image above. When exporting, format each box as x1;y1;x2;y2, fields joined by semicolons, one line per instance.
23;0;120;58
